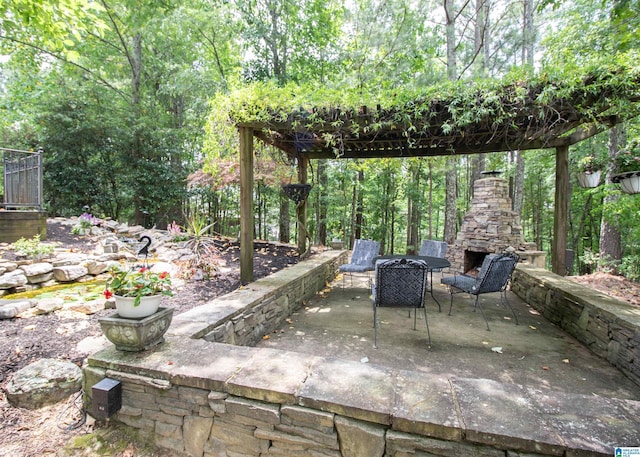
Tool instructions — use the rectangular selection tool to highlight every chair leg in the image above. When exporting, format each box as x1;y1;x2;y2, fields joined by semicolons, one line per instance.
413;307;417;330
373;306;378;349
448;290;455;316
501;291;519;325
472;295;491;331
429;270;442;312
422;306;431;348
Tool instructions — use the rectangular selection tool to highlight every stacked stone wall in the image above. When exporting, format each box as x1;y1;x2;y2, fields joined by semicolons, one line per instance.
84;365;552;457
169;250;347;347
83;254;640;457
512;264;640;386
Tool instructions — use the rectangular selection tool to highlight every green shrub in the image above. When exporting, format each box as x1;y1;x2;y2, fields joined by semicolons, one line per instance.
620;254;640;283
12;235;55;260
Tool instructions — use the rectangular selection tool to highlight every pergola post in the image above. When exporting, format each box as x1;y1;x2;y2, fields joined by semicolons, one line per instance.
297;156;309;254
552;145;569;275
239;126;254;283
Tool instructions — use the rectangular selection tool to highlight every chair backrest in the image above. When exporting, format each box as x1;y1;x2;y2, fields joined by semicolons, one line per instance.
419;240;448;258
373;258;428;308
472;253;519;295
349;239;380;266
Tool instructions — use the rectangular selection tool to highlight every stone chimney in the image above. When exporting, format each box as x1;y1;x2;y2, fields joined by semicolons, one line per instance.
449;177;541;273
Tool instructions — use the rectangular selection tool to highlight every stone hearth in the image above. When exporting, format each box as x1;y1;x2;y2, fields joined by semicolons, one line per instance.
450;177;544;272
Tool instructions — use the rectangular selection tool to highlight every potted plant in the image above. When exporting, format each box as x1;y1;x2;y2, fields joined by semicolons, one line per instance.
576;155;602;188
104;264;173;318
612;147;640;194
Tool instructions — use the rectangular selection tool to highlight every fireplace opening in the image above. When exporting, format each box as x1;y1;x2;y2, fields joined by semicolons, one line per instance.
464;251;488;276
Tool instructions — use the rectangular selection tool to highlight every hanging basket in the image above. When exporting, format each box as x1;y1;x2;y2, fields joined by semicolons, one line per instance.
294;132;314;152
282;184;312;203
611;171;640;194
577;170;602;188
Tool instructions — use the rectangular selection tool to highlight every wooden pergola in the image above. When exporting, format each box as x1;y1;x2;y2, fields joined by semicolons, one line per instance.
234;74;639;283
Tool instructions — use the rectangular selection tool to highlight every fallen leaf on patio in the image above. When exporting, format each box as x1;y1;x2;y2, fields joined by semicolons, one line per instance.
529;309;540;315
562;359;570;364
529;325;537;330
491;347;503;354
542;366;549;370
262;335;270;340
285;318;293;324
361;357;369;363
503;316;511;320
167;361;173;365
482;341;489;345
122;443;135;457
24;325;36;331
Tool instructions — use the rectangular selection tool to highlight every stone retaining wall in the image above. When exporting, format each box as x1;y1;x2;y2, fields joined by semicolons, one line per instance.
168;250;350;347
511;264;640;386
84;254;640;457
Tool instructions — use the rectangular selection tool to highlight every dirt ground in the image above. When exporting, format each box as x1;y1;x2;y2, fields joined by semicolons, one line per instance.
0;220;302;457
1;222;639;456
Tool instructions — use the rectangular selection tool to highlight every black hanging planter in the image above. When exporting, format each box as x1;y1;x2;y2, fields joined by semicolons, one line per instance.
294;132;314;152
282;184;312;203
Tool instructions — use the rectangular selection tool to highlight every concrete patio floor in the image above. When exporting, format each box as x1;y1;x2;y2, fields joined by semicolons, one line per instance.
258;272;640;401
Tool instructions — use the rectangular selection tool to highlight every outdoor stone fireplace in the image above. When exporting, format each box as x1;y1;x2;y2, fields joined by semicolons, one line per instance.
449;176;545;272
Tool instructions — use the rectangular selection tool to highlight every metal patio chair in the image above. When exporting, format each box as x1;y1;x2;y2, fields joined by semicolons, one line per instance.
338;239;380;287
372;258;431;349
440;252;519;331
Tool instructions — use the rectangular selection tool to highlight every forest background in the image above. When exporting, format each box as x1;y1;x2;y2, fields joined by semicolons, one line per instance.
0;0;639;280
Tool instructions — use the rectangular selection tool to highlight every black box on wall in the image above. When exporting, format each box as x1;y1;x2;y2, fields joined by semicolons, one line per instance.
91;378;122;419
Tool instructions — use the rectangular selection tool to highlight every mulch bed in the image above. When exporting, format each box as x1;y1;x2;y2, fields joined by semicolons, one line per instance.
0;220;302;386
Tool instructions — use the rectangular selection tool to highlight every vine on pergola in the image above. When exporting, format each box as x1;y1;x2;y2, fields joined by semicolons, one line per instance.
211;62;640;160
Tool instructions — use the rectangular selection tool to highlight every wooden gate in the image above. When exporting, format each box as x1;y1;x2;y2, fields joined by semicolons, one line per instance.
2;147;42;210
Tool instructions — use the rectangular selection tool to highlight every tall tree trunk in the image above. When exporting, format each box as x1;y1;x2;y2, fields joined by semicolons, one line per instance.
523;0;535;66
278;192;290;243
354;169;364;241
513;151;525;215
444;0;458;245
428;160;434;239
599;125;625;272
473;0;486;75
444;158;457;244
130;33;145;225
444;0;457;81
406;162;420;254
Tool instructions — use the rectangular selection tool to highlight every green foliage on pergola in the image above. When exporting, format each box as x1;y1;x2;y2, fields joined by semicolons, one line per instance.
220;63;640;160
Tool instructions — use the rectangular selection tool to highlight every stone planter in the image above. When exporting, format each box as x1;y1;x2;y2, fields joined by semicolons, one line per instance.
114;294;161;319
98;306;174;351
611;171;640;194
577;170;601;188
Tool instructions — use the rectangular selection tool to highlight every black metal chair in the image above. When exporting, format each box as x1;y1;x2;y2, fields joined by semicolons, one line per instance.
338;239;380;287
440;253;519;331
371;258;431;348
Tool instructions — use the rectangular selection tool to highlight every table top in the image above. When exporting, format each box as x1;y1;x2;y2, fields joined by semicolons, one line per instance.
374;255;451;270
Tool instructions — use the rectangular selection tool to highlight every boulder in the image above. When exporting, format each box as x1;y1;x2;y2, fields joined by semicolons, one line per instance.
0;261;18;273
24;272;54;284
34;297;65;315
0;270;28;289
65;299;104;315
4;358;82;409
52;253;89;267
53;265;89;282
0;299;36;319
82;259;109;276
19;262;54;277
